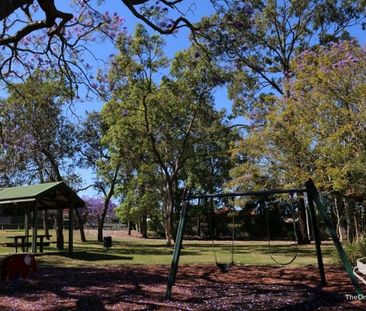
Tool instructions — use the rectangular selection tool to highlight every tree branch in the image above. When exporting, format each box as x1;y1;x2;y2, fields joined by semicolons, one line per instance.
0;0;33;21
121;0;197;35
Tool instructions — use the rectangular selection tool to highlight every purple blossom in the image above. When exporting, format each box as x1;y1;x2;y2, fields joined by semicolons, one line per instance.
0;3;125;87
81;196;117;224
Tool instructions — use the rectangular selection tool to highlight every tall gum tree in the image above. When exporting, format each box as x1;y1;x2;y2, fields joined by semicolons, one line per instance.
197;0;366;119
233;41;366;241
0;70;81;249
101;25;227;245
115;164;160;238
78;112;124;242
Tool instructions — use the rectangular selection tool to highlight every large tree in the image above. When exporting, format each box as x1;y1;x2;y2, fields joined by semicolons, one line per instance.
101;25;228;245
0;70;77;182
0;70;80;249
78;111;124;242
232;40;366;241
115;163;160;238
232;40;366;189
197;0;366;119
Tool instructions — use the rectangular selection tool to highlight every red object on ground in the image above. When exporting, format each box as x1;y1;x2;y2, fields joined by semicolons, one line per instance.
1;254;37;281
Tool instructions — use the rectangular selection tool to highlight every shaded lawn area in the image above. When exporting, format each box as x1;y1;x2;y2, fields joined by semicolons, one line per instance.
34;241;336;268
0;229;338;267
0;264;365;310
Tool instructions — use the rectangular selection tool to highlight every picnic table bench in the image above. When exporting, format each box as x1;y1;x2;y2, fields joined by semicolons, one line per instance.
4;235;52;253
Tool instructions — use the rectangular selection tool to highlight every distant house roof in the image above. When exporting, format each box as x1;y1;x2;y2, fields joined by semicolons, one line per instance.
0;182;85;210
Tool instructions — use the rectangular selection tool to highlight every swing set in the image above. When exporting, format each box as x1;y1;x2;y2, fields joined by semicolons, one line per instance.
165;179;365;299
210;194;298;272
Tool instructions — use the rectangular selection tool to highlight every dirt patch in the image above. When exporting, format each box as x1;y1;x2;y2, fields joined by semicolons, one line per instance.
0;264;365;310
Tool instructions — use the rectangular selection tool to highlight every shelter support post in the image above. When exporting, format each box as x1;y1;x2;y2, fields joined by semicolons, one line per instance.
32;205;38;253
305;179;364;295
165;199;189;300
69;206;74;254
305;184;326;287
25;208;30;252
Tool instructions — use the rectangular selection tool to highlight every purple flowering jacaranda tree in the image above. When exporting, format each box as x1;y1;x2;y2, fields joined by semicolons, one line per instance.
0;0;199;89
82;196;117;241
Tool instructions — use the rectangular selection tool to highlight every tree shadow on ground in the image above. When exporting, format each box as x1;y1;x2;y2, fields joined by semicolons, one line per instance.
76;246;199;257
62;251;134;262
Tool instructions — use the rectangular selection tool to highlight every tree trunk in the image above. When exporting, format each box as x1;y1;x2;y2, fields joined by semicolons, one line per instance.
164;197;174;246
354;215;359;241
97;207;107;242
334;195;344;241
163;181;175;246
127;220;132;236
97;219;104;242
43;210;50;238
345;198;355;242
98;197;113;242
140;214;148;238
197;217;201;237
96;164;119;242
297;198;310;244
56;209;64;250
74;208;86;242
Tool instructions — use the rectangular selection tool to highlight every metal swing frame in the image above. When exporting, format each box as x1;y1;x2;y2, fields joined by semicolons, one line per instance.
165;179;364;299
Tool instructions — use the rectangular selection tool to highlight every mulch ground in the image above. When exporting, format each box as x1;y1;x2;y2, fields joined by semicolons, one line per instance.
1;264;366;310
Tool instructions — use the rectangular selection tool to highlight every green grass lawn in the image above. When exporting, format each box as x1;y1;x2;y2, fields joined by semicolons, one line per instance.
0;229;339;268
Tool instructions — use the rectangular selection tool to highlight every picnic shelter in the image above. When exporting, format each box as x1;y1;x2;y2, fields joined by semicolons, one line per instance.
0;182;85;253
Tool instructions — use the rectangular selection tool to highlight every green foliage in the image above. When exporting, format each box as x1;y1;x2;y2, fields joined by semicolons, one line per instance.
341;235;366;263
198;0;366;117
115;165;160;224
230;40;366;194
0;70;78;185
100;25;234;242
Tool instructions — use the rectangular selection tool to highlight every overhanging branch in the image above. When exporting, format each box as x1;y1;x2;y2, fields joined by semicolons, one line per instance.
121;0;197;34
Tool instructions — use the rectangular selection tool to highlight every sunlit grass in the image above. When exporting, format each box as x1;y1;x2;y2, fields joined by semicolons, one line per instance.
0;229;338;268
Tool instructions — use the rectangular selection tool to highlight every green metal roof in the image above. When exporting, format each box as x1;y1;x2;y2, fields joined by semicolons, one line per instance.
0;182;62;201
0;182;85;208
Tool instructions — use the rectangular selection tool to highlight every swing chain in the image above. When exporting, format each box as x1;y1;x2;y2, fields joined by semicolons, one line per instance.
265;194;298;266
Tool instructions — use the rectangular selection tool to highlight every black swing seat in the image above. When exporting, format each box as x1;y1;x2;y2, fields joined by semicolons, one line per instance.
216;262;234;273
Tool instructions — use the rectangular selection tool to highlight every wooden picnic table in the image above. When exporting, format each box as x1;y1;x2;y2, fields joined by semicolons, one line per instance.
5;234;52;253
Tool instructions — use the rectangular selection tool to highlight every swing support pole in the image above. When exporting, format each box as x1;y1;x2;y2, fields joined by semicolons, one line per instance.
305;179;364;296
166;198;189;299
305;182;327;287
